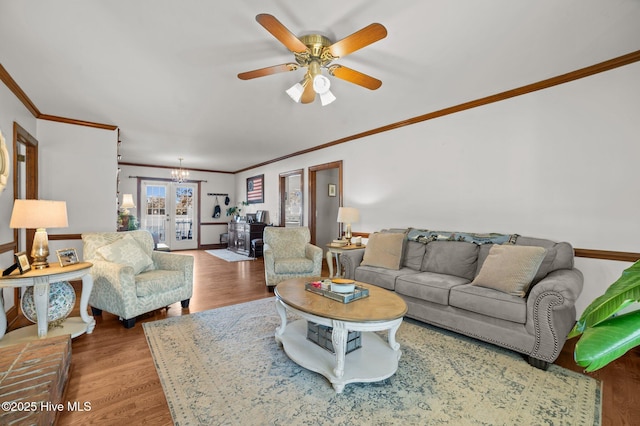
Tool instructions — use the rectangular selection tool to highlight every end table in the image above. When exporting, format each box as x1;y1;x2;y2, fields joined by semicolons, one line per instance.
0;262;96;347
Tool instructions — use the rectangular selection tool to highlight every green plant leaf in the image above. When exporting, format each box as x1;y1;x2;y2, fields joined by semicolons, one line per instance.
569;260;640;338
574;309;640;372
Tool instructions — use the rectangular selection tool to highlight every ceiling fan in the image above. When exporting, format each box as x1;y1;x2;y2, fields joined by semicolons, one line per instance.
238;14;387;105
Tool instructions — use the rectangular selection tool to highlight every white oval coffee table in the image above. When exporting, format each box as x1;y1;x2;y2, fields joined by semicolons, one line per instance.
274;277;407;393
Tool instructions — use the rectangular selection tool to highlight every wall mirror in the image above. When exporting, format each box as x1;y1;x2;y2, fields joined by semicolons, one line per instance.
279;170;303;227
0;129;9;192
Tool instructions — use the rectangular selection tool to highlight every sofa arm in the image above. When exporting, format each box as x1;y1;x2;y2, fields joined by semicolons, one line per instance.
525;268;584;362
340;249;366;280
305;244;323;263
88;259;137;315
152;251;194;283
263;243;276;286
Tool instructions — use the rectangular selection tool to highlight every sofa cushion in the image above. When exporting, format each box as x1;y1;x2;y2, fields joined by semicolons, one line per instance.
471;244;546;297
274;258;315;274
355;266;420;291
96;234;154;275
403;241;426;270
361;232;405;270
449;283;527;323
395;272;470;306
515;237;574;283
421;241;479;280
135;269;184;297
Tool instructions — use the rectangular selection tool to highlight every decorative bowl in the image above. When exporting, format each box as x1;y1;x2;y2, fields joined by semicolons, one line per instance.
331;279;355;293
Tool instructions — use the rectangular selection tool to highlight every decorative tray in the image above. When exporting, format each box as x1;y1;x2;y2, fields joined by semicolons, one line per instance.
305;281;369;304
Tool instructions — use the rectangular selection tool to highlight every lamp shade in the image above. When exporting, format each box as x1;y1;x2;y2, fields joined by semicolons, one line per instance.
9;200;68;229
121;194;136;209
337;207;360;224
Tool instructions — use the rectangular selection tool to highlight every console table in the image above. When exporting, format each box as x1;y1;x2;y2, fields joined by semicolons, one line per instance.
228;221;267;256
0;262;96;347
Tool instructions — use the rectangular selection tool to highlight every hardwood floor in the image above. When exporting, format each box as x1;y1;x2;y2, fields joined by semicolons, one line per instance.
7;250;640;425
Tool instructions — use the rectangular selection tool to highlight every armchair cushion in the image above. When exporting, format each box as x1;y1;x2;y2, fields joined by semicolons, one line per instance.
135;270;184;298
274;258;316;274
95;233;154;274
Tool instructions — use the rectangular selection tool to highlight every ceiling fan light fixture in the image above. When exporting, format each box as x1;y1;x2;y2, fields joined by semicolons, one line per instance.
285;80;306;103
319;91;336;106
312;75;336;106
312;74;330;94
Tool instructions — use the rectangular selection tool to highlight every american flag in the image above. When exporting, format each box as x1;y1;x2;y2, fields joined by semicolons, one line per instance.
247;176;263;203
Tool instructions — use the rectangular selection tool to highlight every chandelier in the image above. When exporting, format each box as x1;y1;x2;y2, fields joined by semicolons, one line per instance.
171;157;189;183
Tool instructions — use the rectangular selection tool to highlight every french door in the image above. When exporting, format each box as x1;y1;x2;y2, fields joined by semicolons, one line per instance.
140;180;198;251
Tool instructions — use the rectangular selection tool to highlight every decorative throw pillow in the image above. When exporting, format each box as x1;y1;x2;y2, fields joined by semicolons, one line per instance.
361;232;405;270
471;244;547;297
96;234;154;275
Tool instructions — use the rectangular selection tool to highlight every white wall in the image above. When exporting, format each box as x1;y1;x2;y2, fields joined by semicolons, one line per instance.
118;164;236;246
234;61;640;317
36;120;118;259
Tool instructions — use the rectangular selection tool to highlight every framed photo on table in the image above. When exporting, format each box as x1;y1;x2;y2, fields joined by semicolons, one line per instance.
15;251;31;274
56;248;79;267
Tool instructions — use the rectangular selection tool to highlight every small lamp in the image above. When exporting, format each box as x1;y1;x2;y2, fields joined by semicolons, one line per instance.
9;199;69;269
120;194;137;230
337;207;360;243
121;194;135;215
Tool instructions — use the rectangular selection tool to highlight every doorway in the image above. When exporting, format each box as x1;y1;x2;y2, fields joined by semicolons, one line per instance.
9;122;38;326
140;180;199;250
308;161;342;250
279;169;303;227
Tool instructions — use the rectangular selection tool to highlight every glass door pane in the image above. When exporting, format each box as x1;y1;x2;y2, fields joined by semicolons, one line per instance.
171;184;197;250
141;181;198;250
141;182;168;247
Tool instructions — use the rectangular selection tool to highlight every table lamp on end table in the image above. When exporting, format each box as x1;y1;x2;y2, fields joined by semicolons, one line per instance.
337;207;360;244
9;199;69;269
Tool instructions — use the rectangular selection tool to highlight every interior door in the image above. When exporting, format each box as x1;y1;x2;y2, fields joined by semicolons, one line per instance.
308;161;342;246
141;181;198;250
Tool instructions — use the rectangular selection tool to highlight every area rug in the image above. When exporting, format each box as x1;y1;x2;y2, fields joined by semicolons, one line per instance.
205;249;253;262
143;298;601;426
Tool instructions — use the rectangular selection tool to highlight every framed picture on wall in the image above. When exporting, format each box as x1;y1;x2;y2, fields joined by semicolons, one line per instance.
246;174;264;204
328;184;337;197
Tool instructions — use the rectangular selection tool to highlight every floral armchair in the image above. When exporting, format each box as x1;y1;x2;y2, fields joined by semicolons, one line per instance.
81;230;194;328
263;227;323;289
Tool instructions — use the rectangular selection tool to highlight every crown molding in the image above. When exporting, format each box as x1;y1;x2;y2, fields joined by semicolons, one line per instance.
0;63;117;131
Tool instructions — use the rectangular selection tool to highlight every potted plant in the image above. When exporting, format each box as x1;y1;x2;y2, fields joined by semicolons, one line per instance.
226;201;248;220
568;259;640;372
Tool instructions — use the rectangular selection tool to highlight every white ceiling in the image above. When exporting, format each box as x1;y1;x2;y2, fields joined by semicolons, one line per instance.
1;0;639;172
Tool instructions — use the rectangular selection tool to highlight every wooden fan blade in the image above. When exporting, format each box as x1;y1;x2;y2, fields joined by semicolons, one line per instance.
300;78;316;103
328;65;382;90
256;14;308;53
237;63;299;80
327;23;387;58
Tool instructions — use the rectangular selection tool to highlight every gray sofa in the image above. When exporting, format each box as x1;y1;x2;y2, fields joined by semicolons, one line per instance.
340;229;583;369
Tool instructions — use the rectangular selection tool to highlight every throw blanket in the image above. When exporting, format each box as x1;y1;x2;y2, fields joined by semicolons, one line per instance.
407;228;518;245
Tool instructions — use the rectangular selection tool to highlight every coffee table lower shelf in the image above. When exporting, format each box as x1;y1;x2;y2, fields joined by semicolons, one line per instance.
275;300;403;393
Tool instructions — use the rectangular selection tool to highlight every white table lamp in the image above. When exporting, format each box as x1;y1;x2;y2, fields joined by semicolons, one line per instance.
337;207;360;243
9;199;69;269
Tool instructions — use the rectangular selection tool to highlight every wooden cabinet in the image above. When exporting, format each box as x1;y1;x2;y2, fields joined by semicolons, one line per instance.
228;222;267;256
